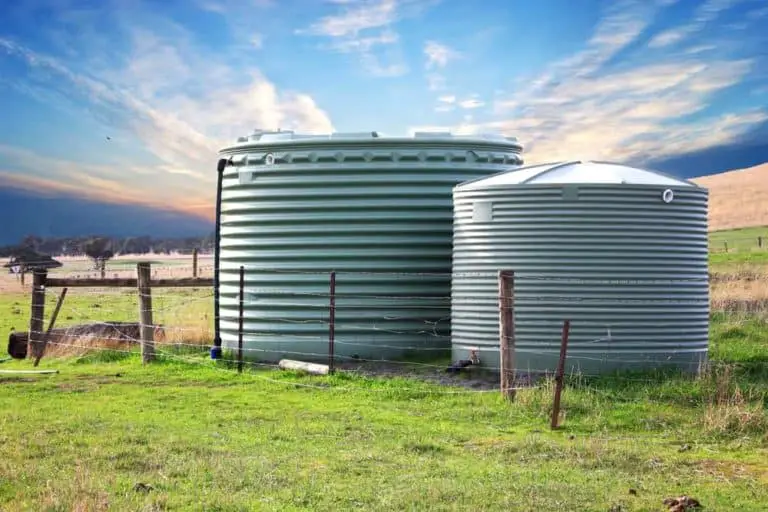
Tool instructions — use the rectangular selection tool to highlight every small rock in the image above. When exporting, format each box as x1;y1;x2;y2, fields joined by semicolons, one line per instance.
628;489;637;496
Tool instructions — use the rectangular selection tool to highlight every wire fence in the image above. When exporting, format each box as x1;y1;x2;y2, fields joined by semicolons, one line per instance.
4;264;766;396
709;235;768;253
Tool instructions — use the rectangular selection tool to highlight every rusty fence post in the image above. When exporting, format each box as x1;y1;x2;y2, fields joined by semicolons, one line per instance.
498;270;516;401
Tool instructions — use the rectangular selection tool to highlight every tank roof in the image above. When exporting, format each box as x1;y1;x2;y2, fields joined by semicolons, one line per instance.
219;129;523;152
456;160;700;190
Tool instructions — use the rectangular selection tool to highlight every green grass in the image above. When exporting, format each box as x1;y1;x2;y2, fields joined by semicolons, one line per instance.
710;250;768;267
1;311;767;510
710;226;768;253
705;226;768;267
1;287;212;341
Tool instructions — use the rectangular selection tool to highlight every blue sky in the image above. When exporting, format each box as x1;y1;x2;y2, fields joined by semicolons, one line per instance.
0;0;766;220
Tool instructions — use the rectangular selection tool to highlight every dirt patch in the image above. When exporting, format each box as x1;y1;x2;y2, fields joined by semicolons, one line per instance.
330;360;544;391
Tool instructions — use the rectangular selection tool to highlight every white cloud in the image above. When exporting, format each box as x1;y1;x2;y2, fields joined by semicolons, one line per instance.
330;29;398;52
0;31;333;212
301;0;399;38
0;144;209;212
193;0;274;54
437;95;455;104
423;41;459;69
458;98;484;109
648;29;688;48
410;0;765;166
298;0;439;77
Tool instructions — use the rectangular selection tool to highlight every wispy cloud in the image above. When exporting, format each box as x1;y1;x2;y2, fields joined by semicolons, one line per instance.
423;40;459;95
434;94;456;112
423;40;459;69
458;97;484;110
0;8;333;216
648;0;744;48
0;144;210;215
410;0;767;168
298;0;438;77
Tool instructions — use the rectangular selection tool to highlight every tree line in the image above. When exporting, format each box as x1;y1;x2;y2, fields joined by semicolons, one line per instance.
0;233;215;259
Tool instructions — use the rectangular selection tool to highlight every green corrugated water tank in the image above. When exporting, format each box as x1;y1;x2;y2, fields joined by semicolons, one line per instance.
451;161;710;375
214;130;524;363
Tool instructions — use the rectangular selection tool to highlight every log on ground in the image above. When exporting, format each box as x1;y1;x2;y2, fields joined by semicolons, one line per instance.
278;359;330;376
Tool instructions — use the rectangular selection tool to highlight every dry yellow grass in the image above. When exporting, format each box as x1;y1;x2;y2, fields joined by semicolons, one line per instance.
1;256;213;360
692;162;768;232
710;267;768;316
698;364;768;441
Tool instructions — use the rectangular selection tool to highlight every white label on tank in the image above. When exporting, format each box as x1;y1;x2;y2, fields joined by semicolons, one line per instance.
472;202;493;222
238;171;255;185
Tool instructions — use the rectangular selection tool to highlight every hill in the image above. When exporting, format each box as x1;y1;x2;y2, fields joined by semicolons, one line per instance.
691;162;768;232
0;186;213;246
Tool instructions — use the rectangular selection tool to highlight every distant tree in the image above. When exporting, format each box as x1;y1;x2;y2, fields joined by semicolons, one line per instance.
20;235;43;251
83;237;115;278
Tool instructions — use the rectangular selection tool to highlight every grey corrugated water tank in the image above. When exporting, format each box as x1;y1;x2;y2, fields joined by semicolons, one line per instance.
216;130;524;362
451;161;710;375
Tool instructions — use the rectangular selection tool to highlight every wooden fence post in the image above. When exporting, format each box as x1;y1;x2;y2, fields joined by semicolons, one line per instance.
498;270;516;401
192;248;199;278
28;270;48;360
137;262;155;363
724;241;728;253
759;236;763;249
551;319;571;429
33;288;68;367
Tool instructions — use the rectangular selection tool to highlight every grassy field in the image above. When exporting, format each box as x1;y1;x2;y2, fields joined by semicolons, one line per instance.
709;226;768;253
0;249;767;510
1;333;767;511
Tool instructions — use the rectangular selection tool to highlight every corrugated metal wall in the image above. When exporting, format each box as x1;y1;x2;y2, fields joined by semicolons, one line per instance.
451;177;710;375
217;131;524;362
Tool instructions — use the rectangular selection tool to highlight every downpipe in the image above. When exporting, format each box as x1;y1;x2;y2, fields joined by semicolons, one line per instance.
210;157;227;360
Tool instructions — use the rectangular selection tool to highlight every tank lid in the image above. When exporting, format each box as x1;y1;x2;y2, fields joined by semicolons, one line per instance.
225;129;522;149
456;160;700;190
